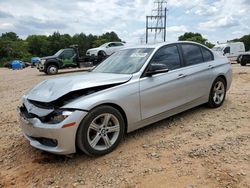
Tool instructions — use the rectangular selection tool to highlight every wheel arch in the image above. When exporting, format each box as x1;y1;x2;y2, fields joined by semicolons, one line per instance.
75;102;128;155
45;60;60;69
94;103;128;133
216;75;227;89
98;50;106;56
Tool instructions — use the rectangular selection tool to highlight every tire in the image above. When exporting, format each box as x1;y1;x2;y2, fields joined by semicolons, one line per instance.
46;64;58;75
97;51;107;62
207;77;226;108
240;59;246;66
98;50;107;58
76;105;125;156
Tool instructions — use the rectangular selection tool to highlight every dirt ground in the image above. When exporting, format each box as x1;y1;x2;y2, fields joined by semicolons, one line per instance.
0;64;249;188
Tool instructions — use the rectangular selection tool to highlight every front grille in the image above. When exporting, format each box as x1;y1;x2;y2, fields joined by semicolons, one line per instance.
20;105;36;119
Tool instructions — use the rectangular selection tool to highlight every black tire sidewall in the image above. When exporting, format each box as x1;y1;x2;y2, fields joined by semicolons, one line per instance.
98;51;106;58
76;106;125;156
208;77;226;108
47;65;58;75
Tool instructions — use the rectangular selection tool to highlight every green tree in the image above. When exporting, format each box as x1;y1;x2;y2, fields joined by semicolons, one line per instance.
0;31;123;67
1;32;19;41
0;32;30;66
26;35;50;57
178;32;214;48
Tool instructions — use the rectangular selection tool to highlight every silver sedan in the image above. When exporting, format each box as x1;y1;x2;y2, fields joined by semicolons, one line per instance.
18;41;232;156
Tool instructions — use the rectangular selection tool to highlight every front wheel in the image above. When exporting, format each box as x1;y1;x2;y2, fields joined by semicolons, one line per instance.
76;106;125;156
46;65;58;75
207;77;226;108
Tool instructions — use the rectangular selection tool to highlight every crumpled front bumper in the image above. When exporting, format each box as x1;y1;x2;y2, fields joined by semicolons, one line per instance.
36;62;45;71
17;108;88;155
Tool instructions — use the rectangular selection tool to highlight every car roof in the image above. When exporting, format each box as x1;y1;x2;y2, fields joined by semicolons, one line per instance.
105;41;124;44
123;41;208;50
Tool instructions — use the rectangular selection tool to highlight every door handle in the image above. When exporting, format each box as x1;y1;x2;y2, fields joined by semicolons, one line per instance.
177;74;186;79
208;65;214;69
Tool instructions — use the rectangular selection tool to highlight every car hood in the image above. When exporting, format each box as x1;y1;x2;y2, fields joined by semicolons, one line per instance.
87;47;100;52
41;55;57;60
26;72;132;103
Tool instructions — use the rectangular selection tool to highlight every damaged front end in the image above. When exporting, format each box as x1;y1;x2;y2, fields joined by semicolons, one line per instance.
19;83;121;123
17;72;132;154
17;94;89;154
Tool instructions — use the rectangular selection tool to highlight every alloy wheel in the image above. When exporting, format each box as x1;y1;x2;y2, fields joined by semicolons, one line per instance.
87;113;120;151
213;81;225;105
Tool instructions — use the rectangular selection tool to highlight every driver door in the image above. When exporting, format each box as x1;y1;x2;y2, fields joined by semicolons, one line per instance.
60;49;76;66
139;44;189;120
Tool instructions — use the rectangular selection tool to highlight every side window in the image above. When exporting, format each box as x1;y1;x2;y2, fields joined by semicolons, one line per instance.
201;47;214;62
115;43;124;46
151;45;181;71
182;44;203;66
224;47;230;54
61;50;74;59
108;43;116;47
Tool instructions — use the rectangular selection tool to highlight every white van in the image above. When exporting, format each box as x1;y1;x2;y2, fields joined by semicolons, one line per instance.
212;42;245;61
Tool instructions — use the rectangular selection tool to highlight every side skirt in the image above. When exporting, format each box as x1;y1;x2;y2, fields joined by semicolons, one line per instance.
127;96;207;133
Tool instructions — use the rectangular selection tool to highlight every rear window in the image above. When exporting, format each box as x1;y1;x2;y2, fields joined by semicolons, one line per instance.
182;44;203;66
201;47;214;62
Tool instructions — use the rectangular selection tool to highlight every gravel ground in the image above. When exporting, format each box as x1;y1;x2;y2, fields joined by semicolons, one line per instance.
0;64;249;188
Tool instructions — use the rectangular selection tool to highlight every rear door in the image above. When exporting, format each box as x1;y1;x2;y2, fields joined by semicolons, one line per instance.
179;43;215;101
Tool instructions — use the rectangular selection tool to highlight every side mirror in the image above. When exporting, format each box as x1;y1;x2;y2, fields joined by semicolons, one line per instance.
146;64;169;76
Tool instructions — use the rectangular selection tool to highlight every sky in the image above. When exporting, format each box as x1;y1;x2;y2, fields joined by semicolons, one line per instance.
0;0;249;45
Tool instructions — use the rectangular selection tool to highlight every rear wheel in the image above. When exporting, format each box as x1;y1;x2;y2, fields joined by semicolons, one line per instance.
240;59;247;66
46;65;58;75
76;106;125;156
207;77;226;108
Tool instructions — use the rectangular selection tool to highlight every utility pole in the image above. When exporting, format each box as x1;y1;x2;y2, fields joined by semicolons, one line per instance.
146;0;167;44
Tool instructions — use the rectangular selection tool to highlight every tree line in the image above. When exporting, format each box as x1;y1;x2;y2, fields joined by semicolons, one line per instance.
0;31;122;67
178;32;250;51
1;31;250;67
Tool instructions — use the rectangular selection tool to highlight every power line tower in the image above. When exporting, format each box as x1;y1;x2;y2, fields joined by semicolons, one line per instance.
146;0;168;44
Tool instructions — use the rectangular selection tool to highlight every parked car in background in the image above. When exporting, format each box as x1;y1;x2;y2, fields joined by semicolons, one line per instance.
36;45;86;75
18;41;232;156
86;42;125;60
236;52;250;66
212;42;250;61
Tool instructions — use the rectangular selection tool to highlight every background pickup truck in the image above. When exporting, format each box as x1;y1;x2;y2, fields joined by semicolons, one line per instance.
36;45;91;75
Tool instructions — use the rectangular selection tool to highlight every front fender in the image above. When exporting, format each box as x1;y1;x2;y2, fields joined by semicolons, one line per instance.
63;80;141;129
44;59;60;68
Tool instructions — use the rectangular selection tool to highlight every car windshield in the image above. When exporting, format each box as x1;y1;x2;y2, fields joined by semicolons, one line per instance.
54;49;64;56
100;43;109;47
212;47;223;51
93;48;154;74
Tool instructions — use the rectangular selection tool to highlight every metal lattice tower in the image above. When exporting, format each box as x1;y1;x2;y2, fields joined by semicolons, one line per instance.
146;0;168;44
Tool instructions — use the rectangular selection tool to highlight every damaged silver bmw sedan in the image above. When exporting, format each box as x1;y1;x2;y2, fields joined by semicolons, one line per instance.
18;41;232;156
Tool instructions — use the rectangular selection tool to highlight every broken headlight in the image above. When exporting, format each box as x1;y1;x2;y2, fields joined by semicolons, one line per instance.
47;110;74;124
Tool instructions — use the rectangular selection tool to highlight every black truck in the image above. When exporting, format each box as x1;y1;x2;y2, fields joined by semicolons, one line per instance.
36;45;103;75
237;53;250;66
